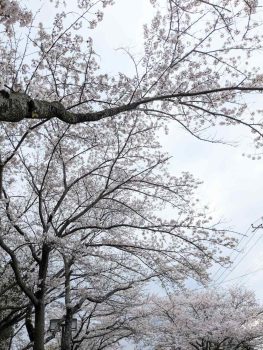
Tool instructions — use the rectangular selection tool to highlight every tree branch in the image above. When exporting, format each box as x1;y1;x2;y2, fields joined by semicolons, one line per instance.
1;86;263;124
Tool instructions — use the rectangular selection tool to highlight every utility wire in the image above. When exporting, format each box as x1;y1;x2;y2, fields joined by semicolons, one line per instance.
213;223;252;281
220;232;263;284
194;265;263;292
213;218;263;283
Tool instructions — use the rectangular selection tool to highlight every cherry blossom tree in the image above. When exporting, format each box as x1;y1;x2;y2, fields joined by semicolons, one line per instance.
0;0;262;142
0;1;263;350
144;287;263;350
0;260;28;348
0;113;235;349
45;286;148;350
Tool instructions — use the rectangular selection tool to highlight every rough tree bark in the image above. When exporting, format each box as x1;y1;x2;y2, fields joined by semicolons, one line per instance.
1;88;263;124
61;258;73;350
33;244;50;350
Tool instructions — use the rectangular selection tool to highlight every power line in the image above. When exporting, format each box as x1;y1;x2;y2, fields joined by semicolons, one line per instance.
218;266;263;285
220;231;263;284
213;224;252;281
213;217;263;283
194;265;263;292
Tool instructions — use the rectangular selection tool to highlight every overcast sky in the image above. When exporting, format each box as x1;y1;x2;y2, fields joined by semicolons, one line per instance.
89;0;263;301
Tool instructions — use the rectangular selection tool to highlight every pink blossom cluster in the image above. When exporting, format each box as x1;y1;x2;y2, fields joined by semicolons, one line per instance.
0;0;32;35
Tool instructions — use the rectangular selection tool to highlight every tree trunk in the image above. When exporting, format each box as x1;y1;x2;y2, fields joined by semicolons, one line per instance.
61;309;73;350
33;244;50;350
33;301;45;350
61;257;73;350
0;159;3;199
0;326;12;350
